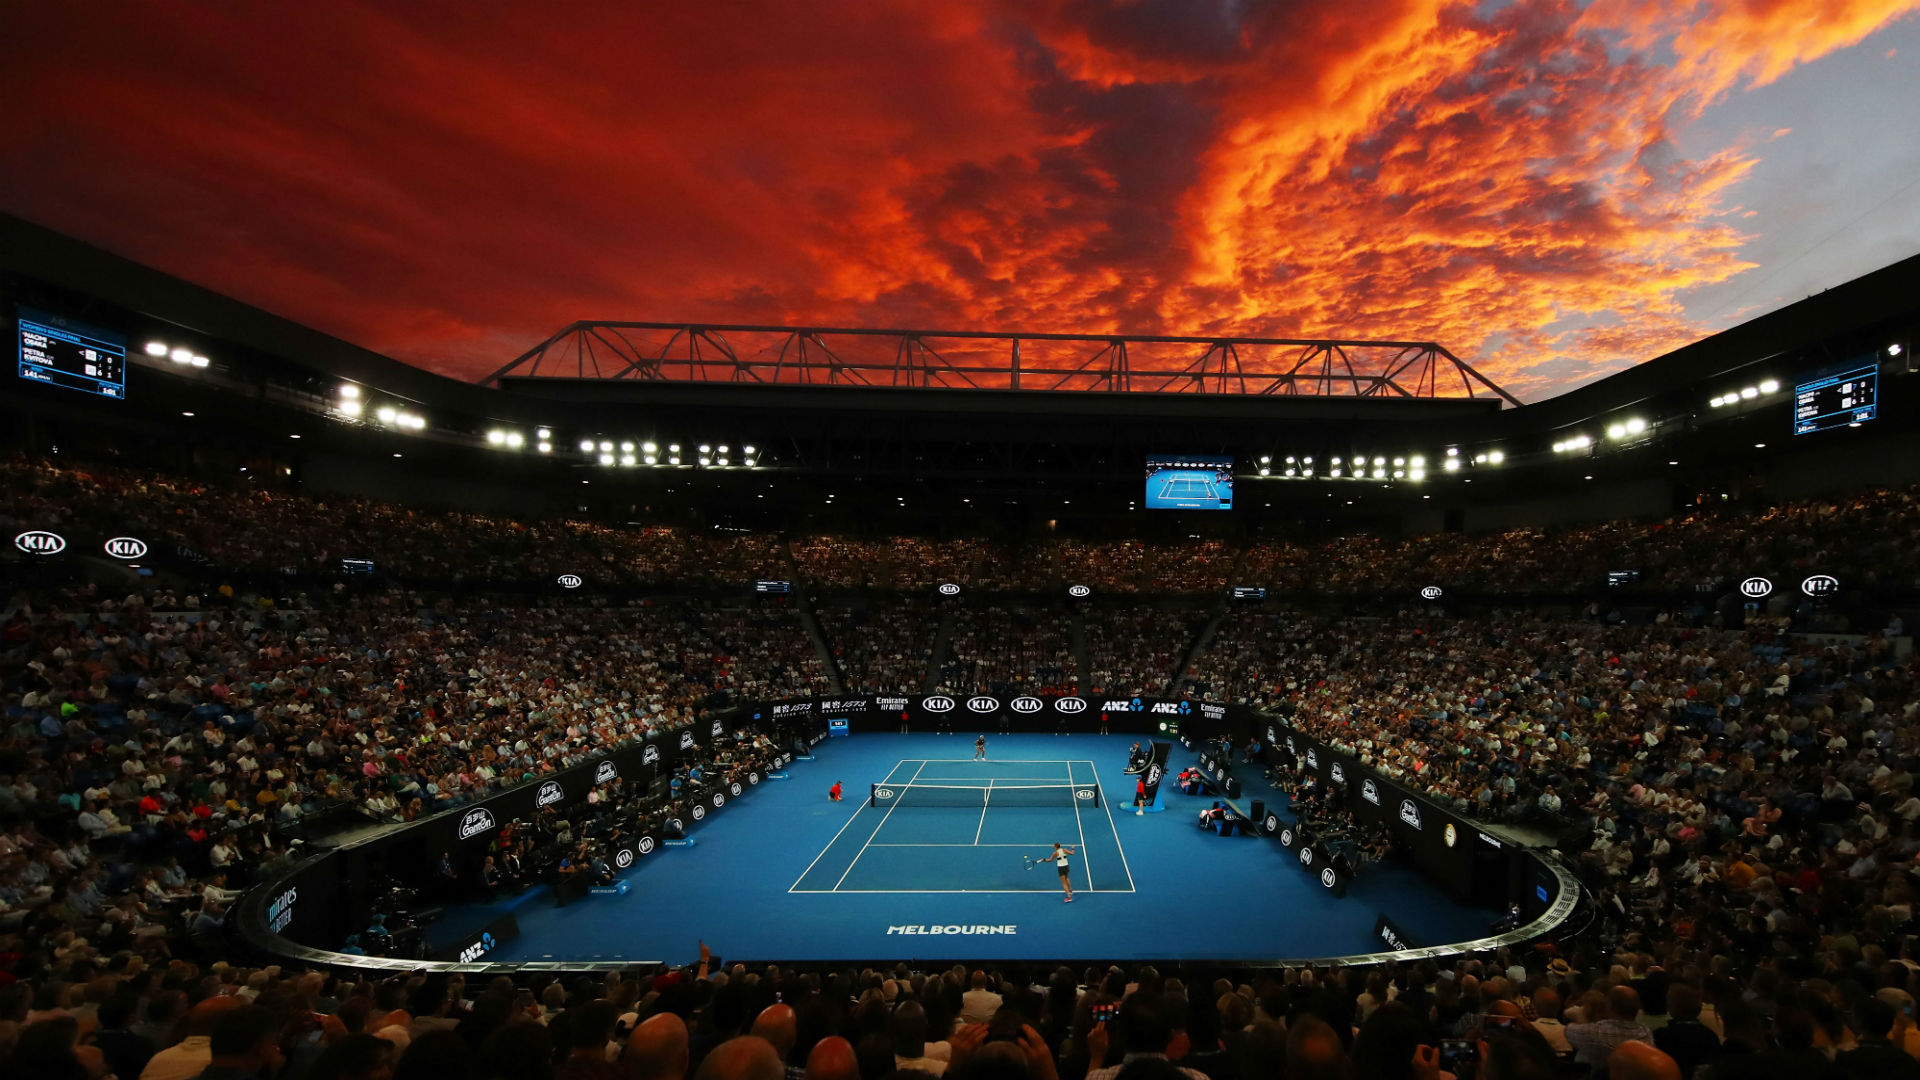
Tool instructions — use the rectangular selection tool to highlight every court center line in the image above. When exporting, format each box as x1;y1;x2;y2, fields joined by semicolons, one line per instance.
974;778;992;845
1071;760;1091;892
832;759;926;891
786;758;908;892
1089;758;1137;892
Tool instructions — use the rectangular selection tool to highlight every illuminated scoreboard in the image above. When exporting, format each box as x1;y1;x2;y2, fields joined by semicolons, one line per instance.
17;309;126;400
1794;362;1877;435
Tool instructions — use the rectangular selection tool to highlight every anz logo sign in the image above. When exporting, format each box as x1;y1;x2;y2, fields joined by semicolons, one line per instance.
104;537;147;560
1148;701;1190;716
535;780;565;807
458;807;497;840
14;531;66;556
922;695;956;713
458;931;499;964
1011;696;1044;714
966;696;999;713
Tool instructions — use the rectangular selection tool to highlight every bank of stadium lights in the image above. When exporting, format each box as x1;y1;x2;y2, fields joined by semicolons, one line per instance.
1552;434;1593;454
1471;450;1505;465
145;341;211;368
1708;378;1781;408
1605;417;1648;441
536;429;552;453
335;384;363;418
484;429;525;449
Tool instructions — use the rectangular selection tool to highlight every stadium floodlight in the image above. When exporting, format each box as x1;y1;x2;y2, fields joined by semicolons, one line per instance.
144;341;169;357
579;439;595;452
1709;396;1726;407
597;452;615;466
376;406;397;424
1625;418;1647;435
1392;469;1404;479
620;454;637;466
598;440;613;452
1444;458;1461;472
1606;424;1626;439
642;441;658;454
1330;456;1342;465
1891;344;1905;357
1330;468;1342;477
1758;379;1779;394
536;428;552;440
669;444;681;453
718;445;729;453
1284;455;1295;463
1473;453;1487;463
1284;468;1296;477
1446;446;1459;456
486;430;506;446
1409;469;1426;481
1259;455;1272;464
1393;457;1404;467
643;454;657;464
406;414;427;430
337;400;362;418
1487;450;1504;464
620;441;635;453
505;432;524;449
698;444;712;453
1258;466;1270;476
669;455;681;465
1373;456;1385;466
1409;455;1424;467
191;355;210;368
1740;386;1758;399
339;384;360;399
1372;467;1386;478
1303;456;1313;465
169;347;193;363
743;445;756;455
537;441;552;454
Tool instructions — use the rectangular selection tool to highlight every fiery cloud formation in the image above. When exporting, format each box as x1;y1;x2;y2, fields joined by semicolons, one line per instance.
0;0;1914;400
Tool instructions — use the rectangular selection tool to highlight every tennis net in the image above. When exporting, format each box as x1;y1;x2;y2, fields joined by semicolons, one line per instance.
869;782;1101;809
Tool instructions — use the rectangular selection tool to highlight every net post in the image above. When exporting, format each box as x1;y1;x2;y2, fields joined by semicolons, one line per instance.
870;782;881;807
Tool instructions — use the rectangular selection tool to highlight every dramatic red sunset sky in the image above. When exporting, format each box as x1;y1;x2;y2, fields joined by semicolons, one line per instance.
4;1;1919;401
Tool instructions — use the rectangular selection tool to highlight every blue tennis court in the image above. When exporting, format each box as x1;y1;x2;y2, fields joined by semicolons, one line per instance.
790;759;1132;893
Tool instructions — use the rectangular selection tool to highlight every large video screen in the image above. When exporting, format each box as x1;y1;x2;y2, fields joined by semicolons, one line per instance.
17;308;126;400
1145;455;1233;510
1794;361;1878;435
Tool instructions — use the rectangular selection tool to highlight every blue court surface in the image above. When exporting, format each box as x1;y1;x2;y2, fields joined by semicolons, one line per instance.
427;734;1495;964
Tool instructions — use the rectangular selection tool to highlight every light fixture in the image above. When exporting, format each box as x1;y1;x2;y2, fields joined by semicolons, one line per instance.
1258;466;1270;476
1373;457;1385;466
1302;457;1312;465
191;355;209;368
1625;418;1646;435
1758;379;1779;394
1710;396;1727;407
144;342;168;357
1444;458;1461;472
337;400;362;417
598;452;615;466
289;434;301;440
669;444;681;453
537;441;552;454
620;454;637;466
487;430;506;446
339;384;360;399
1754;442;1766;449
376;406;397;424
1891;344;1904;357
580;439;596;452
1393;457;1404;467
1487;451;1504;464
598;440;613;452
392;453;402;458
505;433;524;449
620;441;635;453
537;428;552;440
1409;455;1424;467
642;442;658;454
1260;455;1272;464
181;411;194;417
699;444;712;453
1740;387;1758;399
643;454;657;464
169;347;193;363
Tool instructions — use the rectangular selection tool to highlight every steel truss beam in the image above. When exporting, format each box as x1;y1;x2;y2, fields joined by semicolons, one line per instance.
481;322;1521;405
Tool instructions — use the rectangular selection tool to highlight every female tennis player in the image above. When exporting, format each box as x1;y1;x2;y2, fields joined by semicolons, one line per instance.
974;735;987;761
1049;842;1077;902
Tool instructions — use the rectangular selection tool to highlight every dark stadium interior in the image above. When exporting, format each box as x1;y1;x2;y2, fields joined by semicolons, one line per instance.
6;10;1920;1078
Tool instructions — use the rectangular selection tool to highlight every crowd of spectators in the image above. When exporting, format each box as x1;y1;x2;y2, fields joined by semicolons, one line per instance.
818;605;935;695
938;610;1077;699
1084;610;1208;699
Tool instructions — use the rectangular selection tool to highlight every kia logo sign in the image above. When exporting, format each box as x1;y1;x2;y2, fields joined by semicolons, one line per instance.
668;818;684;833
1802;574;1840;597
1279;827;1295;847
967;696;999;713
712;792;726;808
637;836;656;854
1076;788;1096;800
923;695;955;713
557;574;583;589
1420;585;1443;600
1444;823;1458;848
748;772;761;785
1067;584;1091;597
104;537;147;560
595;761;618;784
1011;696;1044;714
458;807;497;840
615;848;634;868
1320;867;1337;889
1264;813;1280;834
1300;846;1315;866
938;583;960;596
691;805;706;820
729;782;742;797
14;531;65;556
1054;697;1087;714
535;781;564;807
1740;577;1773;598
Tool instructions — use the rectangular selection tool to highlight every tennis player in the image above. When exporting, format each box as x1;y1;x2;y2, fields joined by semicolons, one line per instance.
974;735;987;761
1049;842;1078;902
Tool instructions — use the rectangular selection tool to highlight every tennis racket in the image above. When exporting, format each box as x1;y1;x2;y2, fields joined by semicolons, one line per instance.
1021;854;1039;871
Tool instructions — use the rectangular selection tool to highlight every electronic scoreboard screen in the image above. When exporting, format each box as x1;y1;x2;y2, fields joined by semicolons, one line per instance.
17;309;126;400
1145;455;1233;509
1794;362;1877;435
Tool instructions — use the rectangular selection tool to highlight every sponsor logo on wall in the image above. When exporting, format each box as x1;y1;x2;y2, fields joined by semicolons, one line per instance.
923;696;956;713
1199;703;1226;721
267;887;298;933
772;702;814;718
1011;696;1044;714
614;848;634;869
967;696;999;713
104;536;148;559
1399;799;1423;830
459;807;497;840
643;745;660;765
14;530;65;555
1361;778;1380;805
1329;762;1345;784
535;781;564;807
637;836;656;855
876;697;910;712
679;731;695;750
1444;823;1458;848
1054;697;1087;714
595;761;618;784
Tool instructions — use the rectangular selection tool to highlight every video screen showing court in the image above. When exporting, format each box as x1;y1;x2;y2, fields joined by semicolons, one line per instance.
1144;454;1233;510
